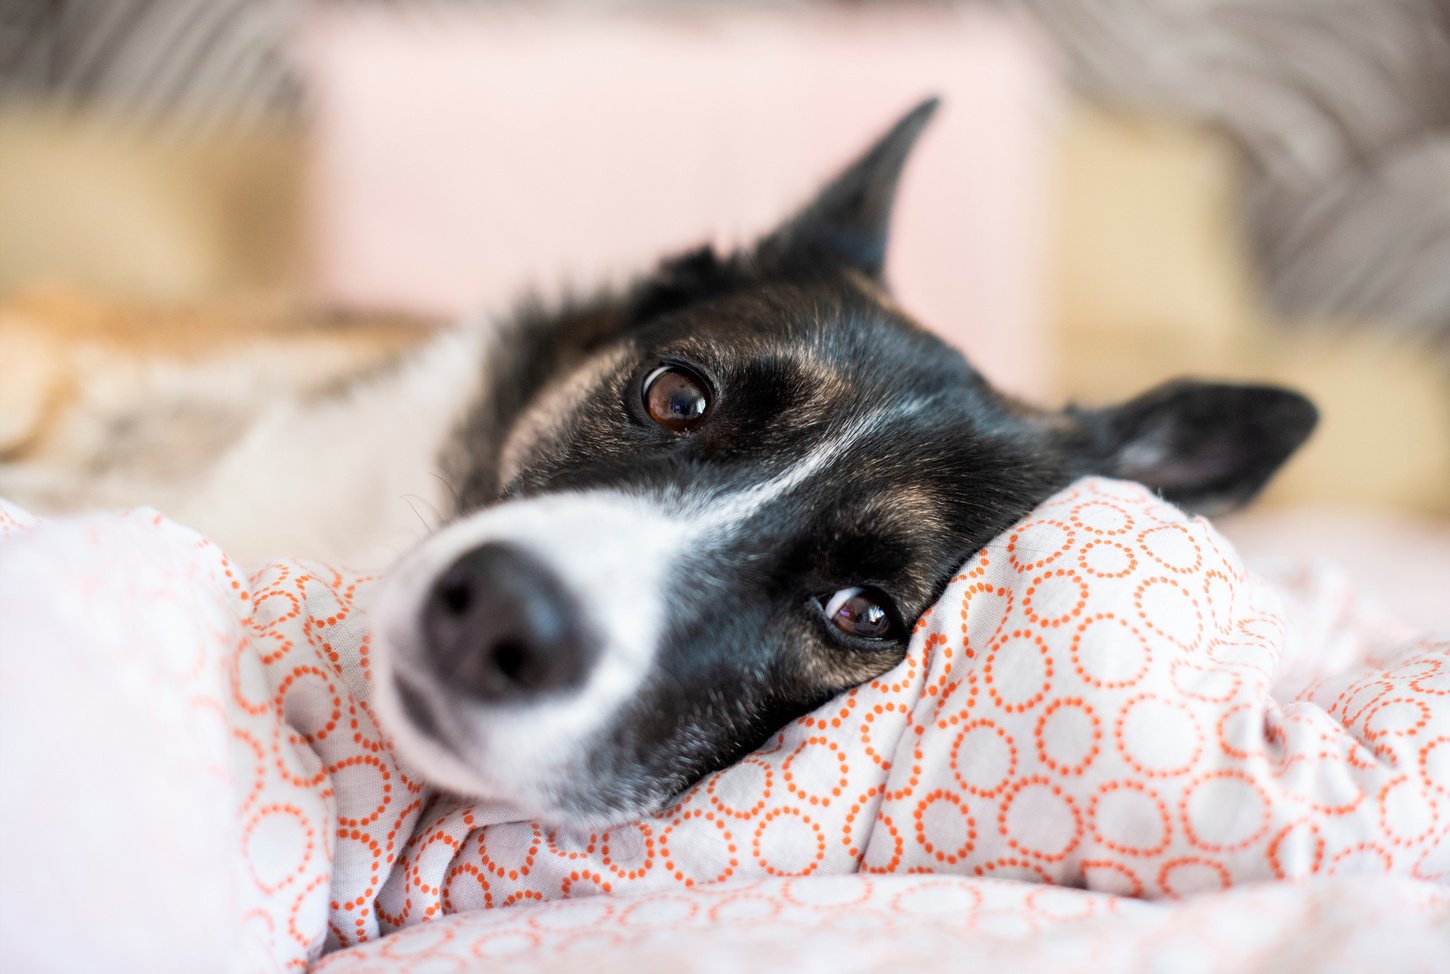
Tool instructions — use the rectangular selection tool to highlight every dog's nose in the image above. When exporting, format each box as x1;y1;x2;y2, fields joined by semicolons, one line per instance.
422;543;594;702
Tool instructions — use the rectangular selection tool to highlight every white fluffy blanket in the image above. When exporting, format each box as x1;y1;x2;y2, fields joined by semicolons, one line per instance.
1;478;1446;972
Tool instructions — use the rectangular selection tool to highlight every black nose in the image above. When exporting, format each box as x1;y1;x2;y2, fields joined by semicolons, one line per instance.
421;543;594;702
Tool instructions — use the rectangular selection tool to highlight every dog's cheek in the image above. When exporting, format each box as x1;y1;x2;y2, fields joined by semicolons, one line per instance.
770;620;901;711
824;643;910;694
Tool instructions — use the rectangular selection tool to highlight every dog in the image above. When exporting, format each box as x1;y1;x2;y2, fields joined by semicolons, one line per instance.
0;98;1316;829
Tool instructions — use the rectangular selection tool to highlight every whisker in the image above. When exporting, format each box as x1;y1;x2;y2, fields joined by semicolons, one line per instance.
427;471;463;515
400;494;435;533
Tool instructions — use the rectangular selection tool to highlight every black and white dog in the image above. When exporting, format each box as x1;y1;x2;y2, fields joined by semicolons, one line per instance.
0;99;1316;829
368;99;1315;827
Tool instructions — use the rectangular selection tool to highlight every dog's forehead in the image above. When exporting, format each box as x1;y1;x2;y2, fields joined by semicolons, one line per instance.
653;281;966;373
496;276;1043;580
586;281;1030;540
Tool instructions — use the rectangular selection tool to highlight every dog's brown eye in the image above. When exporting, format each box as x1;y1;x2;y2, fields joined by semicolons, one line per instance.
822;587;897;640
643;365;711;433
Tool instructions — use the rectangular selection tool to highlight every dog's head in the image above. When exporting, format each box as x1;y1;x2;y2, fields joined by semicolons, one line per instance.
373;99;1316;827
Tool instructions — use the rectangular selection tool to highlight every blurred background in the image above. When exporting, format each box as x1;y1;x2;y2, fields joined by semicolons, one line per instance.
1;0;1447;621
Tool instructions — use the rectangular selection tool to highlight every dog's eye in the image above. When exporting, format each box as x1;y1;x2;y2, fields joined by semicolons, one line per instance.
821;587;899;641
643;365;711;433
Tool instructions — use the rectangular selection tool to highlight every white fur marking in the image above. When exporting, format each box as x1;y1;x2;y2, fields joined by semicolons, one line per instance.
374;396;936;814
687;398;930;535
373;490;685;814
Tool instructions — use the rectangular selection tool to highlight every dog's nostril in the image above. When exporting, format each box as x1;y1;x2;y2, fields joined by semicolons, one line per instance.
421;543;594;704
436;576;473;616
491;639;532;686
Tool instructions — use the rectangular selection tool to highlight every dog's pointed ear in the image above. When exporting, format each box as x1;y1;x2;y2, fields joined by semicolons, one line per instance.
1071;380;1319;513
755;96;940;281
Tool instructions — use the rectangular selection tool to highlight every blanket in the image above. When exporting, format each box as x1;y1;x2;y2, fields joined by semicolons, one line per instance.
1;478;1446;972
315;874;1448;973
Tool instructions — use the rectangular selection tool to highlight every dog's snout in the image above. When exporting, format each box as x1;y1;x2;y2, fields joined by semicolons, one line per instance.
422;543;594;702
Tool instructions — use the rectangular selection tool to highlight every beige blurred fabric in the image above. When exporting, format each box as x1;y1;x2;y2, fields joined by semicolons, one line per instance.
0;110;303;298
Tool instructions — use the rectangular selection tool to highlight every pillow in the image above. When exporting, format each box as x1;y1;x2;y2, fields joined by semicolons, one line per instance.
382;477;1447;919
1;478;1445;970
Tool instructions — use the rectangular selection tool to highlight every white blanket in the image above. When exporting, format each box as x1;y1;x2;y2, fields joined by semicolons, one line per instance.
315;874;1448;974
1;479;1446;972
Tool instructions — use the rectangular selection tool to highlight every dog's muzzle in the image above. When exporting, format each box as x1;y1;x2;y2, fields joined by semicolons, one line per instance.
371;490;680;816
418;543;596;703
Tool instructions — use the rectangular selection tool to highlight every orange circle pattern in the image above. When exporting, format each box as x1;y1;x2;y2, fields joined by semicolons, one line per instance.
368;481;1450;937
369;480;1450;942
2;477;1447;970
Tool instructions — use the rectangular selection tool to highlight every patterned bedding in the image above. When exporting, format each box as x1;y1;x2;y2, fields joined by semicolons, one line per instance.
1;478;1445;972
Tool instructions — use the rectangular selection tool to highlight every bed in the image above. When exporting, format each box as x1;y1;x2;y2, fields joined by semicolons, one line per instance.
2;478;1444;971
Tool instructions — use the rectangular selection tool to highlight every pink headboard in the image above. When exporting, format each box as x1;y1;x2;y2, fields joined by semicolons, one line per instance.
301;8;1059;396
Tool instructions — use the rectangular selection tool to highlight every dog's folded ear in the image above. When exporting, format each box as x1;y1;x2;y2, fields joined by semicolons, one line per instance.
1070;380;1319;514
754;96;940;282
